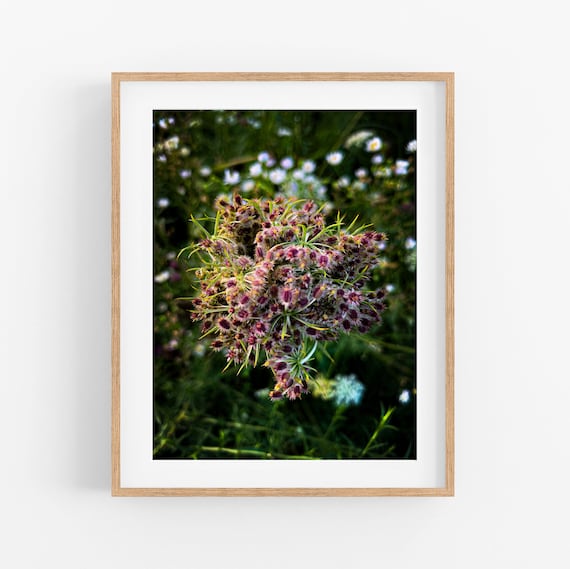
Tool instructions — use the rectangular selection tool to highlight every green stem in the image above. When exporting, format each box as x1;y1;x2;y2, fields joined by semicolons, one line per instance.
360;407;395;458
199;446;316;460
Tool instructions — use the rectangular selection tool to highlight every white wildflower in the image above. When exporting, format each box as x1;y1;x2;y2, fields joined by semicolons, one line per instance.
154;270;170;284
395;160;409;175
224;169;240;185
366;136;383;152
280;157;294;170
163;136;179;151
326;151;344;165
337;176;350;188
193;342;207;357
241;180;255;193
269;168;287;185
302;160;316;173
249;162;263;177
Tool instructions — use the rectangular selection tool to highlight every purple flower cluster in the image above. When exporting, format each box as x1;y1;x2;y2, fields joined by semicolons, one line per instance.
190;194;387;401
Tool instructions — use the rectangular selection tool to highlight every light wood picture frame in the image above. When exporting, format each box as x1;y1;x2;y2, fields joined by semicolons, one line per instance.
112;72;454;496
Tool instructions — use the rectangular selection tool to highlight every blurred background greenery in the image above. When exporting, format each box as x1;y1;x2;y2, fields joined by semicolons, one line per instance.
153;110;416;459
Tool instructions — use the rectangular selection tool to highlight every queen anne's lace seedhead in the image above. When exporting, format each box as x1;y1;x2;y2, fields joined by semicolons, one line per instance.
188;194;387;401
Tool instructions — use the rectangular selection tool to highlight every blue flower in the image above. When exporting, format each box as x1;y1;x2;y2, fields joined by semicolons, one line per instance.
332;374;365;407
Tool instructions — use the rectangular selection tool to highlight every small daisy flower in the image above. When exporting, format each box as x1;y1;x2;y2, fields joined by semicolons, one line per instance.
292;169;305;180
371;153;384;165
385;283;396;293
280;157;294;170
179;169;192;179
164;136;179;151
269;168;287;185
395;160;409;176
326;151;344;165
249;162;263;177
179;147;190;157
355;168;368;179
258;151;271;163
167;117;175;125
157;197;170;208
399;389;411;404
224;169;241;185
154;270;170;283
366;136;383;152
406;139;417;153
337;176;350;188
157;154;167;163
302;160;316;173
241;180;255;193
277;127;292;137
199;166;212;177
158;118;168;129
193;342;207;357
405;237;416;249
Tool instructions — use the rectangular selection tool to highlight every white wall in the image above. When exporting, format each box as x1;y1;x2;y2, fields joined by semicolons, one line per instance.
1;1;569;567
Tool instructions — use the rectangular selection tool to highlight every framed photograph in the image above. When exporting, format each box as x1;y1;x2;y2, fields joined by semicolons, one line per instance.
112;72;454;496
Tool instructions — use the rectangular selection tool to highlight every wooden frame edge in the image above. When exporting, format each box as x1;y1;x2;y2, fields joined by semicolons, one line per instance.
112;487;454;497
445;73;455;497
111;72;455;497
111;73;121;496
